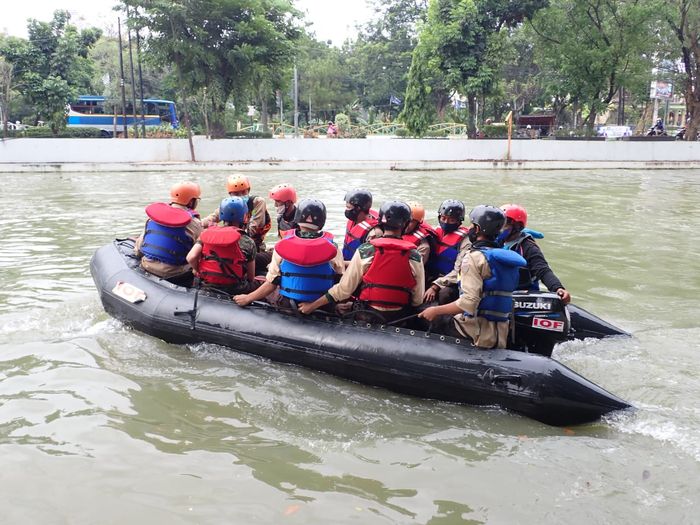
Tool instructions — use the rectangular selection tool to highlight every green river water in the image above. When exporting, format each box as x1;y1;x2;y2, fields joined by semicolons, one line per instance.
0;169;699;524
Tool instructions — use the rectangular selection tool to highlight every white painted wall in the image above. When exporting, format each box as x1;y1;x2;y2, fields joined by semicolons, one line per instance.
1;137;699;170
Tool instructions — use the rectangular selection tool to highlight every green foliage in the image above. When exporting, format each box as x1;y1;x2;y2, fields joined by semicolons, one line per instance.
22;126;103;137
334;113;351;130
401;0;547;136
124;0;302;137
348;0;427;115
0;11;101;131
399;44;439;136
529;0;659;129
297;37;356;123
480;124;508;138
664;0;700;140
224;131;274;139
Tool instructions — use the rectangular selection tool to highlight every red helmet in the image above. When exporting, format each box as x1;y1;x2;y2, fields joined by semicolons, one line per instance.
501;204;528;227
269;183;297;203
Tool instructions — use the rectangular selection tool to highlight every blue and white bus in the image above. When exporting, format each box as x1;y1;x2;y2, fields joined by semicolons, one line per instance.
67;95;179;135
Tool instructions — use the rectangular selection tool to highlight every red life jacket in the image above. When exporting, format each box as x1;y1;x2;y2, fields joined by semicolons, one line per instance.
403;221;437;247
342;210;379;260
359;237;417;308
427;225;470;276
198;226;246;285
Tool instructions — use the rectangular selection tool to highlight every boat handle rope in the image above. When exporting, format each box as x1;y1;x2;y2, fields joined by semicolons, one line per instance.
173;277;201;330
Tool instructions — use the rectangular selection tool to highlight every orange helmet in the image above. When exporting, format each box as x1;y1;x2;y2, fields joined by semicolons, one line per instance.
269;183;297;203
501;203;528;227
170;181;201;206
407;201;425;222
226;174;251;194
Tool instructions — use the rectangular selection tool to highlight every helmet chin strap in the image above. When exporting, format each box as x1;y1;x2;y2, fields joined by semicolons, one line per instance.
468;225;479;243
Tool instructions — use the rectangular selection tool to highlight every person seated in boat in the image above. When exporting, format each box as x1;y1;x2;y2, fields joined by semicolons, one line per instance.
233;198;344;309
423;199;471;305
202;174;272;273
419;205;526;349
269;183;298;238
186;196;257;295
498;204;571;304
299;200;425;324
402;201;437;267
342;188;379;266
134;181;203;286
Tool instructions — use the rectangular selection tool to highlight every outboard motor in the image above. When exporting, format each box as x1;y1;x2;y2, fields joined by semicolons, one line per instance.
510;290;571;356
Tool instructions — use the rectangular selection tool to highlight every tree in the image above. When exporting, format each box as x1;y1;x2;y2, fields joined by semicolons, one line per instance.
349;0;428;119
665;0;700;140
529;0;658;130
296;37;356;125
124;0;302;138
0;56;12;136
399;43;443;135
401;0;547;136
0;11;101;132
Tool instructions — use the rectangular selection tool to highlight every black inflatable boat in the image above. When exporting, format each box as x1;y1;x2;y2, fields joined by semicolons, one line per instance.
90;240;632;426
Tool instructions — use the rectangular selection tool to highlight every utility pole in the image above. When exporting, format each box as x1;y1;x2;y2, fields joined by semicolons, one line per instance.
117;17;129;138
131;6;147;137
168;15;195;161
293;65;299;138
618;88;625;125
125;7;139;137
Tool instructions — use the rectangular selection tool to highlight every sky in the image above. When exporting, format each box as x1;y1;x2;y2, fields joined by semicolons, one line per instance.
0;0;375;46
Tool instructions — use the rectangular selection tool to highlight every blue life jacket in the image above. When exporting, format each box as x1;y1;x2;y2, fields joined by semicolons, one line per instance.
427;226;469;276
473;248;526;322
504;231;541;291
276;234;338;302
140;203;193;266
141;220;192;265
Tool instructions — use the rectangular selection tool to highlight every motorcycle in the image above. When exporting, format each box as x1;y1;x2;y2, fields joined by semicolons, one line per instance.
646;126;667;136
675;127;700;140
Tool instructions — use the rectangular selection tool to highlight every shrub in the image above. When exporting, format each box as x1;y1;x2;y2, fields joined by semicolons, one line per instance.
145;125;189;138
22;126;103;138
480;124;509;138
334;113;350;131
224;130;273;139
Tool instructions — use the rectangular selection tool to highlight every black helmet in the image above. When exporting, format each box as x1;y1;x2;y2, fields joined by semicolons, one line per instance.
344;189;373;212
378;200;411;231
438;199;465;222
469;205;506;238
294;198;327;230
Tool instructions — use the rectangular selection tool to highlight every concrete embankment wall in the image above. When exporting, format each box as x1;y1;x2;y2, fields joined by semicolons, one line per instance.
1;136;700;171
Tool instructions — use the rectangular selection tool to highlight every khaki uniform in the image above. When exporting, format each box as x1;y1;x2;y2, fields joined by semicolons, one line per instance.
135;203;203;279
452;250;509;349
327;241;425;311
205;196;269;250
